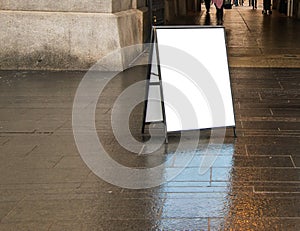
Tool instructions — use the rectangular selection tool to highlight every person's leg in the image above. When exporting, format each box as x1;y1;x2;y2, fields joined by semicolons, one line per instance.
220;5;224;23
215;5;223;25
215;4;220;24
205;0;211;12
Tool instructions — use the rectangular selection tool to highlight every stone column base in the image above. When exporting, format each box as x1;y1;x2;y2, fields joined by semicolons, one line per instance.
0;8;148;71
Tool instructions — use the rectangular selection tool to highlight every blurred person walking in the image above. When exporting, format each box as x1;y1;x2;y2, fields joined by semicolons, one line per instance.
205;0;211;13
212;0;224;25
252;0;257;9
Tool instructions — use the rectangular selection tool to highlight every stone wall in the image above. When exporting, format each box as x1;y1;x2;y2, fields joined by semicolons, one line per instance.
0;0;149;71
0;0;135;13
295;0;300;18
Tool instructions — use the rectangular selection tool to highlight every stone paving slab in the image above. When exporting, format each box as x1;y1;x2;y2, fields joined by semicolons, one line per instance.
0;4;300;231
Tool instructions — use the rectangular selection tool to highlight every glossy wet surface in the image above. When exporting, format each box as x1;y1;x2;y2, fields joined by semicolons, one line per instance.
0;5;300;231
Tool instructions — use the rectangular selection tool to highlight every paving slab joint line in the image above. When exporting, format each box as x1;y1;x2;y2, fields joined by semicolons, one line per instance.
289;156;297;168
236;8;252;32
0;131;54;135
24;145;38;157
0;195;26;224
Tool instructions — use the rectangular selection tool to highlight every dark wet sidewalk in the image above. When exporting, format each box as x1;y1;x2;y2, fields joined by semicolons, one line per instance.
0;4;300;231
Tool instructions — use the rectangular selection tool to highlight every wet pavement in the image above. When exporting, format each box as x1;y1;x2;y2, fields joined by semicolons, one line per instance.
0;4;300;231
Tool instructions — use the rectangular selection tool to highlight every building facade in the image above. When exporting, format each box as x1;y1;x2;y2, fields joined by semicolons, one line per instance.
1;0;299;71
0;0;149;71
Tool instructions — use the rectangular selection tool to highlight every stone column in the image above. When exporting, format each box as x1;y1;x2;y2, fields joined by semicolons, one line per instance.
178;0;187;15
165;0;179;23
0;0;148;71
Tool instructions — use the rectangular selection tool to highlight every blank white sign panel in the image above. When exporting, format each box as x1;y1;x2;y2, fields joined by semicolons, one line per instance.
152;27;235;132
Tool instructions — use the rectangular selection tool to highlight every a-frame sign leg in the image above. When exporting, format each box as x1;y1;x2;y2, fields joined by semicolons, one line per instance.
233;127;237;138
142;27;168;143
142;27;155;135
154;31;168;144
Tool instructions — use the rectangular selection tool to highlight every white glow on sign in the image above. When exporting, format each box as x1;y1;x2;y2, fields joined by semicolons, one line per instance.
146;27;235;132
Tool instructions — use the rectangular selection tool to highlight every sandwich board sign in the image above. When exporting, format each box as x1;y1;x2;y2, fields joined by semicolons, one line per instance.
142;26;236;141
